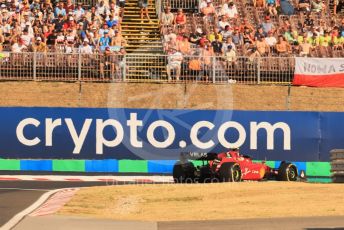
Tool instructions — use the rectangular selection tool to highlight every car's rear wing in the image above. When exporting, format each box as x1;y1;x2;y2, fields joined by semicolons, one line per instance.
180;152;218;161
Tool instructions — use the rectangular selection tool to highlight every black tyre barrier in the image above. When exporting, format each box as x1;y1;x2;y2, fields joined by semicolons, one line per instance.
330;149;344;183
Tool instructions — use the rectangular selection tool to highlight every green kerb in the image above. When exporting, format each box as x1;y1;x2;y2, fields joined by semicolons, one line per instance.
119;160;148;173
52;160;85;172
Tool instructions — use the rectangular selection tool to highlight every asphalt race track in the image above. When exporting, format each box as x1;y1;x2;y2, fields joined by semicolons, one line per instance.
0;180;110;227
2;181;344;230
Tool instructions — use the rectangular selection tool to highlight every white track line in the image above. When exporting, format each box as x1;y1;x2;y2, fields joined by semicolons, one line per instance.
1;189;63;230
0;188;51;192
0;175;174;182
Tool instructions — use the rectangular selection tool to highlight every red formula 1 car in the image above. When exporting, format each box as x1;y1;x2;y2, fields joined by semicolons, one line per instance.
173;149;298;183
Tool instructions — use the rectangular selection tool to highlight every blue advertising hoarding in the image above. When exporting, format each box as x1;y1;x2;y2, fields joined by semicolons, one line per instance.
0;107;342;162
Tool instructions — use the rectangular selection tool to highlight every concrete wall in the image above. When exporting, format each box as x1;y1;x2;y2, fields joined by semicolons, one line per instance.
0;81;344;111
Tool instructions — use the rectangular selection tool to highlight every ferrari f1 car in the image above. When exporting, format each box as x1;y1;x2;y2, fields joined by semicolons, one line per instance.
173;150;298;183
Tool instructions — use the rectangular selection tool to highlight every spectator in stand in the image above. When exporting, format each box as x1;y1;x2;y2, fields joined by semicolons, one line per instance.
298;0;311;11
254;0;266;8
107;13;119;28
54;1;66;18
11;37;27;52
307;32;320;47
255;26;267;40
280;0;294;15
208;28;222;42
311;0;322;12
267;3;278;16
160;6;174;33
262;16;274;34
232;27;243;46
221;1;238;19
224;45;236;67
138;0;151;23
199;33;210;47
299;37;312;56
174;8;186;31
265;31;277;52
54;14;65;32
243;30;254;48
255;34;270;56
218;15;230;31
222;36;236;53
99;30;111;47
64;0;75;14
212;35;223;55
276;35;291;56
201;43;214;80
111;30;126;46
20;27;33;47
166;47;183;81
334;0;344;14
189;28;203;45
32;36;47;52
239;18;254;34
177;35;191;55
164;27;176;45
79;38;93;54
221;25;232;41
65;28;76;45
100;46;115;78
63;16;76;31
96;1;109;18
201;0;216;17
74;3;85;22
118;0;126;17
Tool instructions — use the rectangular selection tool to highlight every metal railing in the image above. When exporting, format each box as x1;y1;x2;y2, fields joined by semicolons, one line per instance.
160;0;200;11
0;52;295;84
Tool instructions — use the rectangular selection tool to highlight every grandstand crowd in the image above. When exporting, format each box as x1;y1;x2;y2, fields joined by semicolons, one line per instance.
161;0;344;66
0;0;128;54
0;0;344;80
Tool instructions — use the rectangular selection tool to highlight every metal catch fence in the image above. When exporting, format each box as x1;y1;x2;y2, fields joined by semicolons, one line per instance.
0;52;295;84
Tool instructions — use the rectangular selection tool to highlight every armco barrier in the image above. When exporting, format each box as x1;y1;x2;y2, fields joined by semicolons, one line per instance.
330;149;344;183
0;107;343;177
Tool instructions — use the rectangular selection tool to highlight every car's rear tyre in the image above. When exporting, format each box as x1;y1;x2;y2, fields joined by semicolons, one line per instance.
278;162;298;181
173;161;195;183
218;162;241;182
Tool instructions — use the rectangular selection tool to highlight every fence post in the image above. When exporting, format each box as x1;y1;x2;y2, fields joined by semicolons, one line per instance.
122;54;127;81
78;52;81;81
33;52;37;81
257;57;261;84
212;56;216;84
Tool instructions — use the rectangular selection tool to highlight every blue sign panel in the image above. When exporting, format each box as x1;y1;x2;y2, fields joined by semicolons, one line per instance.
0;107;342;161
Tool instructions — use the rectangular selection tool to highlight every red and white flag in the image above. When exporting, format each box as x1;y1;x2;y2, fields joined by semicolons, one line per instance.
293;57;344;87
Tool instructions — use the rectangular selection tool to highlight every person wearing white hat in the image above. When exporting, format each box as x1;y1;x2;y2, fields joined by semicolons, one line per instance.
32;36;47;52
79;38;93;54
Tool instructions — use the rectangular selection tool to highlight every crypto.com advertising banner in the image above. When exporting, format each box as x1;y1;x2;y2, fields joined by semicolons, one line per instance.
0;107;342;161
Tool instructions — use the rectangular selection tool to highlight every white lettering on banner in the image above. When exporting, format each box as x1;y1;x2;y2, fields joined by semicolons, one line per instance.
218;121;246;148
296;57;344;75
66;118;92;154
127;113;143;148
96;119;124;154
45;118;62;146
15;113;292;152
16;118;41;146
250;122;291;150
190;121;215;149
147;120;175;148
